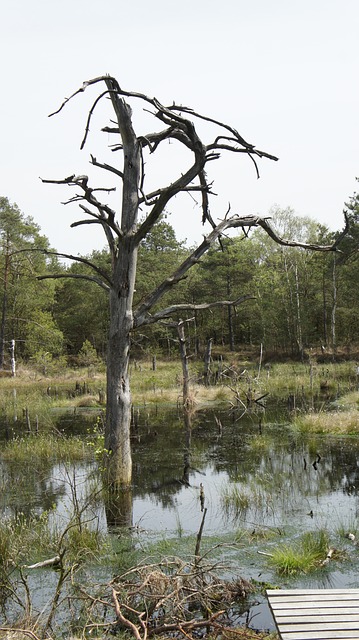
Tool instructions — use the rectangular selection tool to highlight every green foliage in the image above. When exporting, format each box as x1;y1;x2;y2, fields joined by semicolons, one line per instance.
0;196;64;364
30;348;67;375
2;192;359;361
134;216;188;354
53;250;109;356
78;339;99;367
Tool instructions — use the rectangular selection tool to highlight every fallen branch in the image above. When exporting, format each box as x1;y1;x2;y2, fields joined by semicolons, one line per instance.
112;588;147;640
25;555;61;569
148;610;226;636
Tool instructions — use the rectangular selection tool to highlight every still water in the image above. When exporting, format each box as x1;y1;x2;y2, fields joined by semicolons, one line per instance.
1;401;359;631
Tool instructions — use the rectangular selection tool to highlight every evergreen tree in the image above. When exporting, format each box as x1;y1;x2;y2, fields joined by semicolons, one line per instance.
0;197;63;368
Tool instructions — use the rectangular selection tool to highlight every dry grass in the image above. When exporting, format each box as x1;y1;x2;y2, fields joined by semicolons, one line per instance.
294;408;359;435
1;357;358;423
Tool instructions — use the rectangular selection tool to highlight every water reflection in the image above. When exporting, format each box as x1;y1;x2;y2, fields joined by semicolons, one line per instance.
1;406;359;568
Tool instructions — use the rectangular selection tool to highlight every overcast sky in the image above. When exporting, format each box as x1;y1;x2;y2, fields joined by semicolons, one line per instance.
1;0;358;256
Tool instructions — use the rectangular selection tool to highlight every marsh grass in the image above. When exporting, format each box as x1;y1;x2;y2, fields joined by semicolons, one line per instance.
335;515;359;540
221;478;278;523
0;433;92;463
335;390;359;408
268;529;330;575
0;510;54;568
1;359;357;427
64;524;108;562
263;361;356;396
221;485;250;518
293;409;359;435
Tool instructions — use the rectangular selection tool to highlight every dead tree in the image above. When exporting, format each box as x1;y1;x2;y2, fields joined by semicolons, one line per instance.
39;75;348;488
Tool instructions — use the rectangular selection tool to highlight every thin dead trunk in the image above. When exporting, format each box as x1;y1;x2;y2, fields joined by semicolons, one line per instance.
177;321;190;405
203;337;213;385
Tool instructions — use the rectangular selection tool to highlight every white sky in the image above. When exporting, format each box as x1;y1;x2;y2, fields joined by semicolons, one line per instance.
1;0;358;256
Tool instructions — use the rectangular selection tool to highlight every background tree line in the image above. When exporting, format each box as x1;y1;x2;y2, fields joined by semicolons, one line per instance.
1;189;358;370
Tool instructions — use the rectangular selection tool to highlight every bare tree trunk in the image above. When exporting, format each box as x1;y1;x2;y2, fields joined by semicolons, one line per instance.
226;274;235;351
203;337;213;386
177;320;191;406
105;239;138;487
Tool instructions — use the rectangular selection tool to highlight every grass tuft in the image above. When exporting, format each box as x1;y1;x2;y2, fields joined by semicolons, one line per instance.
221;484;250;518
268;529;330;575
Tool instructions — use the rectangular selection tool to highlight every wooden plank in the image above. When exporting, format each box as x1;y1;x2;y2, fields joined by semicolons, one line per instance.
280;633;359;640
280;622;359;632
267;589;359;640
270;598;359;612
267;589;359;596
276;615;359;624
268;593;359;603
275;608;359;617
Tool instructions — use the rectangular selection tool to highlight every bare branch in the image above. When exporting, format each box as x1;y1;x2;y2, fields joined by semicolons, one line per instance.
37;273;110;292
47;76;280;249
48;76;113;117
33;248;113;291
134;215;259;325
257;216;347;251
41;175;122;252
134;212;347;327
134;142;207;243
136;295;255;327
81;90;110;149
20;248;113;286
90;154;124;179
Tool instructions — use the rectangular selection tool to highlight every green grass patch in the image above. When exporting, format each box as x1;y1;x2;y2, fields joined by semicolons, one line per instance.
0;433;92;463
267;529;331;575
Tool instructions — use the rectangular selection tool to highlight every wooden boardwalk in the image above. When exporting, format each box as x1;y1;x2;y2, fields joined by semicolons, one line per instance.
266;589;359;640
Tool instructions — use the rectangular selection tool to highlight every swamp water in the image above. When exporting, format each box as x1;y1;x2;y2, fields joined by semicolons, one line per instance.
1;400;359;632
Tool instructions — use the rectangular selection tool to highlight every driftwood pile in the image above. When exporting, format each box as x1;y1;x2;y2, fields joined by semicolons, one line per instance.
79;556;255;640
